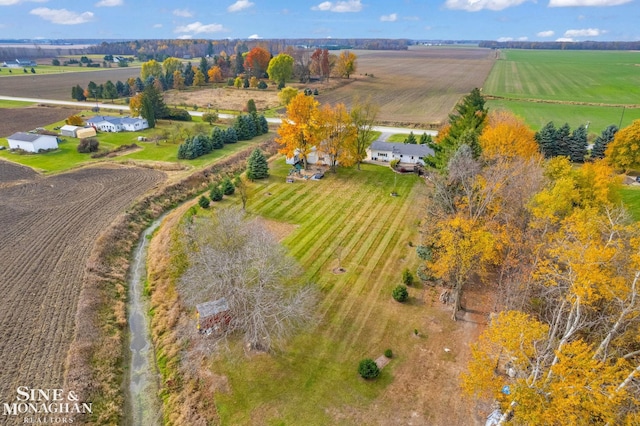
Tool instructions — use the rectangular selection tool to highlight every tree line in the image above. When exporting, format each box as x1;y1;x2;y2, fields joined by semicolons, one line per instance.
418;88;640;423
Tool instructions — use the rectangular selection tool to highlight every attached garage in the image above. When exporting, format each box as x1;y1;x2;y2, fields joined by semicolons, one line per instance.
7;132;58;153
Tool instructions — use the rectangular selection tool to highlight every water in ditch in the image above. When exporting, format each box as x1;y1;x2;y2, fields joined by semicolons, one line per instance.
128;219;163;426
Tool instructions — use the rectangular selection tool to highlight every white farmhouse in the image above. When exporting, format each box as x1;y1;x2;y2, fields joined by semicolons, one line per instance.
367;141;433;165
86;116;148;133
7;132;58;153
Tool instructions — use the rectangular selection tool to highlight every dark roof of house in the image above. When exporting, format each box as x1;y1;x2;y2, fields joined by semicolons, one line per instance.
8;132;54;142
86;115;122;125
196;297;229;317
369;141;433;157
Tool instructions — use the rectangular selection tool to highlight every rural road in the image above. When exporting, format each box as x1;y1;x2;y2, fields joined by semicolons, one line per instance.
0;95;437;136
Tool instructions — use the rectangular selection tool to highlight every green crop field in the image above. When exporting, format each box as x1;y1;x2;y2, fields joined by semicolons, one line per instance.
209;160;433;424
483;49;640;134
484;50;640;104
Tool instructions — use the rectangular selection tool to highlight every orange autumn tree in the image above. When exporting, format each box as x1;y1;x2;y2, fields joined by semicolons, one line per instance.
479;110;540;160
319;103;357;172
244;46;271;78
129;93;143;116
207;65;223;83
276;92;321;169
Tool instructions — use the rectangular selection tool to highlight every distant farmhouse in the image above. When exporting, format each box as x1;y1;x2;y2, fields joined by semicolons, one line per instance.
7;132;58;153
1;59;37;68
86;116;149;133
367;141;433;165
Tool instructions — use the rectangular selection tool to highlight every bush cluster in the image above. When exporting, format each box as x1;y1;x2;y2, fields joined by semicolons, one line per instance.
358;358;380;379
77;137;99;153
392;285;409;303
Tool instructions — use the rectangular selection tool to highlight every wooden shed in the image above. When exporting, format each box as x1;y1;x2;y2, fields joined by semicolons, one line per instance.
196;297;231;335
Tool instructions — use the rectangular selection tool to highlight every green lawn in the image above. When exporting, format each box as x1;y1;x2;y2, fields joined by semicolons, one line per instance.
486;99;640;133
0;100;36;108
619;186;640;221
484;50;640;105
209;160;427;424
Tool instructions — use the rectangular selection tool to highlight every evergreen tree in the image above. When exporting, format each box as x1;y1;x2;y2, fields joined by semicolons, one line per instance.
183;62;194;86
140;94;156;128
247;148;269;180
198;195;210;209
591;124;618;159
419;132;432;145
209;185;223;202
258;115;269;134
247;99;257;114
555;123;572;158
569;124;588;163
404;131;417;144
224;127;238;144
221;177;235;195
535;121;557;158
211;127;225;149
141;84;169;119
199;57;209;82
426;88;487;169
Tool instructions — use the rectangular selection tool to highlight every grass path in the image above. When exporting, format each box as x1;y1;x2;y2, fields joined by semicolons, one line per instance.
211;159;428;424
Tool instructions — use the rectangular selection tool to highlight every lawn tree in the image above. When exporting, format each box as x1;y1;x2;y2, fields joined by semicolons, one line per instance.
479;110;540;160
349;97;379;170
173;70;185;90
310;48;331;81
129;93;143;116
591;124;618;160
208;65;223;83
140;59;163;81
569;124;588;163
278;87;298;106
246;148;269;180
234;176;248;211
179;208;317;352
66;115;84;126
319;103;357;172
202;112;219;125
334;50;357;78
193;68;206;87
276;92;322;169
244;46;271;78
141;83;168;121
605;119;640;171
199;56;209;82
162;57;182;77
267;53;294;88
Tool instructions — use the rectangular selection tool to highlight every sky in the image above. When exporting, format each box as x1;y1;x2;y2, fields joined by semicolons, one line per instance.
0;0;639;42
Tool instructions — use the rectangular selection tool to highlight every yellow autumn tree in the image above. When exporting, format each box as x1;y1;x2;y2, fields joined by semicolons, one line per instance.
276;92;321;169
319;103;357;172
207;65;223;83
605;119;640;171
129;93;142;116
479;110;541;160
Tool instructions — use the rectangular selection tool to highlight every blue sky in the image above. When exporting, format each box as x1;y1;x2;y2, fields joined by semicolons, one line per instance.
1;0;638;41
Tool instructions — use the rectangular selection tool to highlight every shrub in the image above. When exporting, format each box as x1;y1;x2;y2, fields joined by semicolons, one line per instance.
198;195;210;209
77;138;99;153
209;186;223;202
358;358;380;379
416;245;432;261
390;159;400;169
392;285;409;303
166;108;192;121
257;80;268;90
384;349;393;358
402;268;414;286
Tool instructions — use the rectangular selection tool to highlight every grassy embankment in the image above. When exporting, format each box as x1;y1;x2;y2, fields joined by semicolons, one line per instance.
484;49;640;132
154;159;431;425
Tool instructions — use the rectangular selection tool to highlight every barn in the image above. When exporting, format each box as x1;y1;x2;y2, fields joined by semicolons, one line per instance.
196;297;231;335
7;132;58;153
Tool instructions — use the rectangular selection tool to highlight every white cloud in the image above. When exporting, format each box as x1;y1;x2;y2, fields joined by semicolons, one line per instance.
177;34;192;40
537;30;555;37
380;13;397;22
227;0;254;12
153;23;162;28
0;0;46;5
497;37;514;41
556;37;575;41
445;0;529;11
549;0;631;6
564;27;605;36
29;8;94;24
95;0;122;6
174;21;226;34
172;8;192;17
248;34;261;39
312;0;363;12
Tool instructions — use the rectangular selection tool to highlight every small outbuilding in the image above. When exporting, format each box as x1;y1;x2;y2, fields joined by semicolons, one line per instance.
7;132;58;153
76;127;97;139
196;297;231;335
60;125;82;137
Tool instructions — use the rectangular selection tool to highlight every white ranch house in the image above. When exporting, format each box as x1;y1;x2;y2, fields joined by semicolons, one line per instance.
285;146;329;166
7;132;58;153
367;141;433;165
86;116;149;133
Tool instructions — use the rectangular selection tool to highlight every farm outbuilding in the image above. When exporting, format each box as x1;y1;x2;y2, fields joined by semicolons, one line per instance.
76;127;97;139
60;125;81;137
7;132;58;153
196;297;231;335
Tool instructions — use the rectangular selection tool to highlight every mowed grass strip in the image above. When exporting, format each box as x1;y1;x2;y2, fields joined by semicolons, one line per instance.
484;50;640;105
212;160;425;425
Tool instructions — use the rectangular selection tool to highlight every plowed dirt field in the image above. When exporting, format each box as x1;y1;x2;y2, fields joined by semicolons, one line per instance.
0;160;165;420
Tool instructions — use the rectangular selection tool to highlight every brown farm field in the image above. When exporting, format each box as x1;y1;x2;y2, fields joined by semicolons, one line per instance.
0;67;140;100
0;161;165;424
0;106;81;137
316;47;496;127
